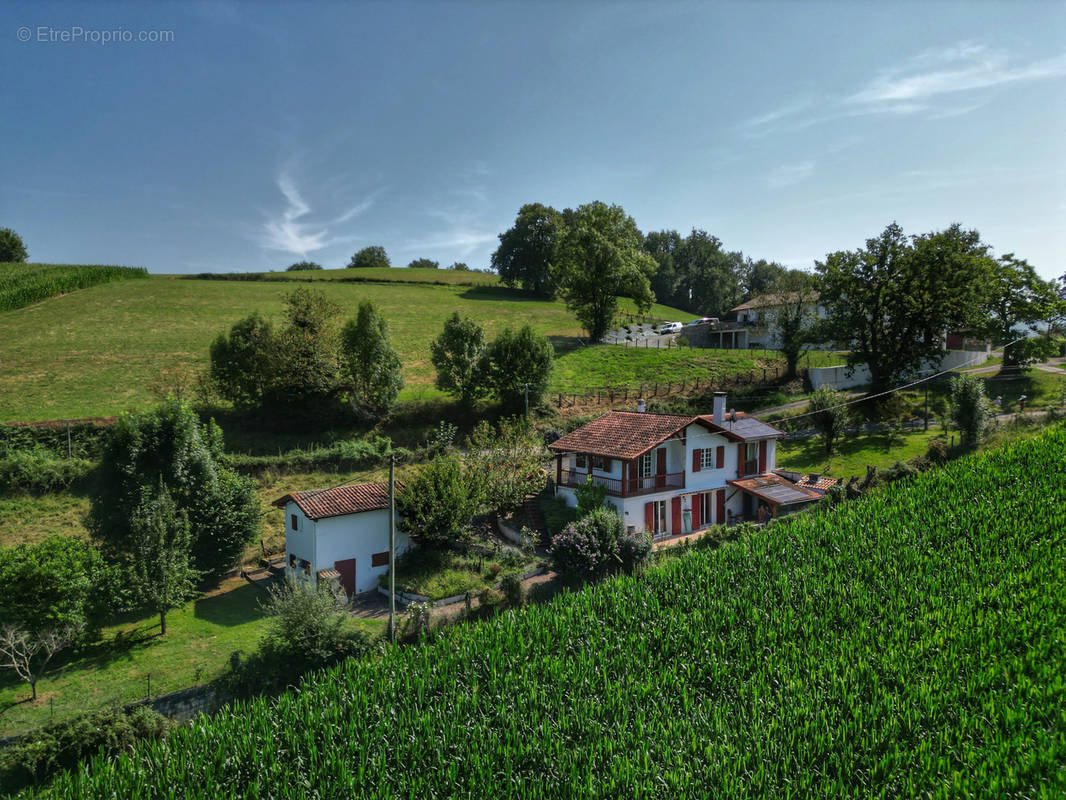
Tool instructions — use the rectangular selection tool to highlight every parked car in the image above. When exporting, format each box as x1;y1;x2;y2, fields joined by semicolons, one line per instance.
661;321;683;333
687;317;719;326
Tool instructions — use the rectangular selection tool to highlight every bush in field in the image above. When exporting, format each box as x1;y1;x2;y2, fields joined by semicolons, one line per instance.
549;507;650;580
0;228;27;262
407;258;439;269
285;261;322;271
0;706;170;795
340;299;404;414
209;312;278;409
431;312;488;405
950;373;991;448
500;572;525;607
0;449;94;494
396;456;483;548
89;400;259;582
807;386;850;454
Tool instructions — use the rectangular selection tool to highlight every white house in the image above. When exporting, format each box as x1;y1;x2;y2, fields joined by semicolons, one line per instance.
548;393;822;539
730;291;828;350
273;482;410;597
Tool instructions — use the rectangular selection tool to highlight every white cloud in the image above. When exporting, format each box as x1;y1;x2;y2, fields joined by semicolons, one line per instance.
766;160;815;188
260;170;380;255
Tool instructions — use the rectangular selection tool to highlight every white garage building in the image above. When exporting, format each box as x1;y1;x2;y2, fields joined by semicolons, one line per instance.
273;482;410;597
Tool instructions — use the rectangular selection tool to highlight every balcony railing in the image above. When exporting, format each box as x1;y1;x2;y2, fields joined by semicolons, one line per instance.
558;470;685;497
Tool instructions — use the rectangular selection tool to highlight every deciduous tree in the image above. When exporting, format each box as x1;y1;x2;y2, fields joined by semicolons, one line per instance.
396;457;482;548
341;300;404;414
465;417;548;514
980;254;1062;369
407;258;439;269
348;246;391;270
481;325;553;413
807;387;850;455
209;312;277;409
492;203;566;297
430;312;488;405
0;228;28;263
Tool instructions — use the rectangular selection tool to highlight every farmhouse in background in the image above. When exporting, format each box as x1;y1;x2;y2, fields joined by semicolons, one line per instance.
273;482;409;597
548;393;822;540
729;291;828;350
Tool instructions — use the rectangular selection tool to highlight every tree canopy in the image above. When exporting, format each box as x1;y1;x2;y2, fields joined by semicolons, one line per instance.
348;246;391;270
407;258;439;269
481;325;554;413
341;299;404;413
555;202;657;342
980;255;1062;369
492;203;566;297
89;400;260;582
430;312;488;405
0;228;28;263
285;261;322;271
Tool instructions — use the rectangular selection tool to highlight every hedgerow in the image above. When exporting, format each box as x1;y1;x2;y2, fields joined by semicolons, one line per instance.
44;426;1066;798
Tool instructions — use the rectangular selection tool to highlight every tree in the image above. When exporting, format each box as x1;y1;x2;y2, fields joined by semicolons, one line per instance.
555;202;657;341
340;300;404;414
450;262;470;271
465;417;548;514
396;457;482;548
817;222;995;394
348;246;390;270
89;399;260;582
0;624;82;702
492;203;567;297
128;484;199;636
0;228;28;263
740;259;788;300
980;254;1062;369
763;271;821;379
209;312;277;408
643;230;684;308
0;537;111;634
677;231;745;318
481;325;554;413
949;374;990;449
285;261;322;271
430;312;488;405
269;288;345;414
407;258;439;269
807;387;850;454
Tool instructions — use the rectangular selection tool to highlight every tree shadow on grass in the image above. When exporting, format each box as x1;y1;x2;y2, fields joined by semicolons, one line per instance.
193;582;267;627
548;335;586;358
457;286;544;303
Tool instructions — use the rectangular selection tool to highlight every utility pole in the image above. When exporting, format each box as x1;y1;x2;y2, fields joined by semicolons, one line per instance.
388;453;396;644
523;382;530;417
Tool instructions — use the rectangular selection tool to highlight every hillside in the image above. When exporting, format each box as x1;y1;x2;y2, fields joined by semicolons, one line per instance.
0;263;147;312
45;426;1066;798
0;272;708;422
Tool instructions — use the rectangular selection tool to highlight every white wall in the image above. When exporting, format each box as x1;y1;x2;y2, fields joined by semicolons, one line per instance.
807;349;990;390
284;504;410;594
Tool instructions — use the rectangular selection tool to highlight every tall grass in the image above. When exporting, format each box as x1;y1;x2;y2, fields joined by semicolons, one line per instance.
0;263;147;312
43;425;1066;798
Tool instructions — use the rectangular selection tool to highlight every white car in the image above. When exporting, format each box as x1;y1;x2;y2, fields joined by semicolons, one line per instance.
660;321;683;334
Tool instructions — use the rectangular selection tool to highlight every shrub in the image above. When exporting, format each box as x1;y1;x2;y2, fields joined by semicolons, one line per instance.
574;476;608;517
882;460;918;483
396;456;483;549
822;483;846;507
950;374;991;449
549;508;649;581
498;545;526;568
407;258;440;269
500;572;525;607
540;495;578;538
925;437;949;465
285;261;323;271
0;450;93;494
481;325;554;413
0;706;170;795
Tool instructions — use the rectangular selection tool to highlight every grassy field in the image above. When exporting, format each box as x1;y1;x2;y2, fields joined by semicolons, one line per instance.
0;274;691;422
777;427;945;480
0;263;147;312
42;426;1066;798
190;266;501;286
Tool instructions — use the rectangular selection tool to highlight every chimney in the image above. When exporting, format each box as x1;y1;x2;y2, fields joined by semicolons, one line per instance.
636;398;646;413
713;392;726;425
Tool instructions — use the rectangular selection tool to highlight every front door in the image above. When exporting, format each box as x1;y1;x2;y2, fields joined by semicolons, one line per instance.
334;558;356;596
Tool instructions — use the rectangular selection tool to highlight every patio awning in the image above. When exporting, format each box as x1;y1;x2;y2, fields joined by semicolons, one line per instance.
727;474;823;507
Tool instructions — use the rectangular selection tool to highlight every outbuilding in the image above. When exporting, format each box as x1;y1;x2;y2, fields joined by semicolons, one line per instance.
272;482;409;598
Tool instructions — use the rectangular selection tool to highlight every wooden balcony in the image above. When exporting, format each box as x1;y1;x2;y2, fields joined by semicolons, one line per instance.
557;469;685;498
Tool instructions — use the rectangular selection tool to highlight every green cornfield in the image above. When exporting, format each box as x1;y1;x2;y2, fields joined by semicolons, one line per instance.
44;426;1066;798
0;263;148;312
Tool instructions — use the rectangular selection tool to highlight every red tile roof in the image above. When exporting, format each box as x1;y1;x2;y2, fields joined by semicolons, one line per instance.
547;411;701;460
273;482;391;520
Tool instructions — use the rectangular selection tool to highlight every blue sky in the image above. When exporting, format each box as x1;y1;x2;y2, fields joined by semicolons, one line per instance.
3;1;1064;280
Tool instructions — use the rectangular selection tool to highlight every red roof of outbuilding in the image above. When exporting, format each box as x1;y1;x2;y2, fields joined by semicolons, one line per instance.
273;482;391;520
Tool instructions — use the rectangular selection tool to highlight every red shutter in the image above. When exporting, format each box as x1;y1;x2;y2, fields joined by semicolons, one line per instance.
759;441;767;474
692;449;702;473
671;497;682;534
691;495;702;529
716;445;724;469
737;443;746;476
644;502;654;532
716;489;726;524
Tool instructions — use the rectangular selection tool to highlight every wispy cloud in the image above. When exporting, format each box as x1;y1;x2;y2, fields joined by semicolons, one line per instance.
743;42;1066;134
765;160;815;188
398;163;497;260
260;170;380;255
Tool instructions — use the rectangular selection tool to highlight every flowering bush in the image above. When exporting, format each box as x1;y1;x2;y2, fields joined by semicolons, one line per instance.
548;508;651;580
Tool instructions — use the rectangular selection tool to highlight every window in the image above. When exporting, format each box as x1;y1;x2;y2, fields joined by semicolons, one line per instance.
640;452;653;477
592;456;611;471
700;491;714;524
371;552;389;567
291;514;298;530
743;442;759;476
700;449;715;470
651;500;667;536
575;454;587;469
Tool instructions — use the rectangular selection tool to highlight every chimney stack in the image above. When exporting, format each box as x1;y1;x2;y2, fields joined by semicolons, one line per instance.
713;392;726;425
636;398;646;413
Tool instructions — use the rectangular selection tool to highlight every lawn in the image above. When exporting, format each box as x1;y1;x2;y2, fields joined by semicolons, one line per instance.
388;547;511;600
777;427;946;480
0;273;689;422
